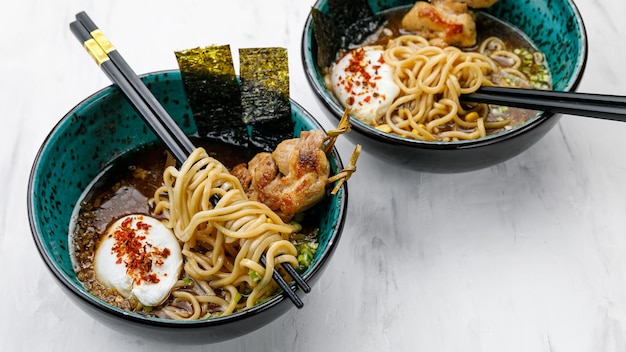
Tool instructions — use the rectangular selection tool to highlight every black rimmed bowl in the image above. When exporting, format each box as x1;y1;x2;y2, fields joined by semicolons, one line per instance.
27;70;348;344
302;0;587;173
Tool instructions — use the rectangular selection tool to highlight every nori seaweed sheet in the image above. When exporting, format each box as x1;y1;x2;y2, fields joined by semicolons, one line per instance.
328;0;374;33
342;15;386;50
239;47;293;151
312;0;385;67
311;8;339;69
175;45;248;147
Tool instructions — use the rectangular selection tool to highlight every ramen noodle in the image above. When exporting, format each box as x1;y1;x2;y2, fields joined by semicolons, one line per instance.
324;9;552;141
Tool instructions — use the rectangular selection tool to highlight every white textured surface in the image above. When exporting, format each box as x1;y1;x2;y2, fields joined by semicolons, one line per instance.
3;0;626;351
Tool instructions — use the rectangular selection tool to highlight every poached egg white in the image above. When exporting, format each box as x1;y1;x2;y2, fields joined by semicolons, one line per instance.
329;46;400;125
94;214;182;307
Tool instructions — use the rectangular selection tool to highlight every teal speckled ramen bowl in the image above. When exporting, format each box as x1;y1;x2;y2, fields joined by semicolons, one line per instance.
302;0;587;172
28;70;347;344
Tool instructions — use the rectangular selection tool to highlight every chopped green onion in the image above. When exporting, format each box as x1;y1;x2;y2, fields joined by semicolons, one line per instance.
249;270;261;282
297;249;314;268
289;220;303;232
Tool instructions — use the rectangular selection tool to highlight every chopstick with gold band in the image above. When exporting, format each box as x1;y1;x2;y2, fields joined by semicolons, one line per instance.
69;20;191;165
76;12;195;160
75;11;196;158
69;15;308;308
70;22;193;164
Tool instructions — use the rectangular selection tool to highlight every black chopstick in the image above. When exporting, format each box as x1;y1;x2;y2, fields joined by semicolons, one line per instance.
461;86;626;122
70;13;309;308
71;17;193;165
282;262;311;293
260;254;304;308
75;11;196;159
70;21;189;164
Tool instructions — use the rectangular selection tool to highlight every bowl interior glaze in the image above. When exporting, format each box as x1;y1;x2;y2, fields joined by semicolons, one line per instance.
28;70;347;343
302;0;587;172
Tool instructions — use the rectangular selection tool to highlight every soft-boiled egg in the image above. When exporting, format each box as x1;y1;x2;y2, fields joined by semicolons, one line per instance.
329;46;400;125
94;214;182;307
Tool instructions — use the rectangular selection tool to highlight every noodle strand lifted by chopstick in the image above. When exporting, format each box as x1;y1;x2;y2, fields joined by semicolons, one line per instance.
381;34;525;142
152;147;298;319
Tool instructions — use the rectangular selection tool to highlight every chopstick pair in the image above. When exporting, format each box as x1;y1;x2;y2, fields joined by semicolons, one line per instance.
461;86;626;122
70;12;310;308
69;15;194;165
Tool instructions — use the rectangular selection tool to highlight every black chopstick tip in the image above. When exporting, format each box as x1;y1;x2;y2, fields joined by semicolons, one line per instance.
69;21;89;42
283;262;311;293
76;11;98;32
260;254;305;308
70;15;194;162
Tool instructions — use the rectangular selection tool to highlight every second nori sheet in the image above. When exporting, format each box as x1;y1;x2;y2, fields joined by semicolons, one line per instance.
239;47;293;151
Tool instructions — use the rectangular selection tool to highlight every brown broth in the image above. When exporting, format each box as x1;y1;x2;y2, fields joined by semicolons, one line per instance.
69;139;322;316
68;140;259;312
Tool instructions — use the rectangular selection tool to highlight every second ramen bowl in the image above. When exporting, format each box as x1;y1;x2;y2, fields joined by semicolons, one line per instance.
28;70;348;344
302;0;587;173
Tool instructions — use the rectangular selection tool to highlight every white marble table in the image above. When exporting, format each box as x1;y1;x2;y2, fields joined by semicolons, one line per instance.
2;0;626;351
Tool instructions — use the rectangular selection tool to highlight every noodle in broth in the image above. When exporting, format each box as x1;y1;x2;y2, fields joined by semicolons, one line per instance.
325;9;552;142
152;147;299;318
381;34;536;141
70;141;321;320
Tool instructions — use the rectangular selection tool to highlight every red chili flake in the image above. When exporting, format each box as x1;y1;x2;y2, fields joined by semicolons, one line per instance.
136;221;150;231
344;48;372;83
109;216;171;286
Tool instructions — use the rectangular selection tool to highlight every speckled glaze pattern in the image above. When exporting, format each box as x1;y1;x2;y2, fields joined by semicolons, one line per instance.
27;70;347;344
301;0;587;172
483;0;585;90
31;72;193;284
